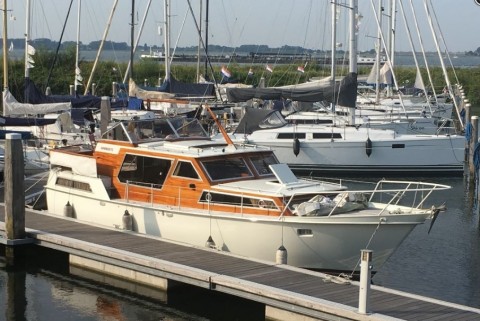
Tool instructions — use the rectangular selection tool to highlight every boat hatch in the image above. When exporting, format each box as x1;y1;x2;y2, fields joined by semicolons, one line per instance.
269;164;298;184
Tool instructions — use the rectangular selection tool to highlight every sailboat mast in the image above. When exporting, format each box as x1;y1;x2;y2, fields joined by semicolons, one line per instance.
330;0;337;112
374;0;383;104
196;0;202;82
123;0;152;84
349;0;358;74
164;0;171;81
84;0;118;95
2;0;9;92
387;0;396;67
25;0;31;80
130;0;135;79
422;0;463;128
204;0;209;78
348;0;358;126
75;0;81;93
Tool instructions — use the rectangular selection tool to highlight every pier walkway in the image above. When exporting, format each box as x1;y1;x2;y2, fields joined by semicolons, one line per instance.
1;206;480;321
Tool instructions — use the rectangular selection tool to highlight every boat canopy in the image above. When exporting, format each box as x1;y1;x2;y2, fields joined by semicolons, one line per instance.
234;107;288;134
157;76;215;98
226;72;357;108
3;89;71;116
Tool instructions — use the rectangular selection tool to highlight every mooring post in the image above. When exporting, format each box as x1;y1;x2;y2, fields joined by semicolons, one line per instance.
69;84;75;96
358;249;372;315
469;116;478;182
92;83;97;96
464;103;472;165
4;133;26;266
100;96;112;137
112;82;118;97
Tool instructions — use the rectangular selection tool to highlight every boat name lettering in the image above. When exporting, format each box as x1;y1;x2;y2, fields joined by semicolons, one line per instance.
100;146;115;152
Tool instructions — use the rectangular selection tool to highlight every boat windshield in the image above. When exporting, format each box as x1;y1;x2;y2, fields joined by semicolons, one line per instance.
201;157;253;181
258;111;287;129
102;117;208;142
250;153;278;176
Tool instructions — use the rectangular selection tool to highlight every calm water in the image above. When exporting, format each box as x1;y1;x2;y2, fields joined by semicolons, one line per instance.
7;49;480;68
1;175;479;320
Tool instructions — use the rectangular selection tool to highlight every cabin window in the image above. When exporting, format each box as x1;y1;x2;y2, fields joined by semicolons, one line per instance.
55;177;92;192
293;119;333;125
172;161;200;179
250;154;278;175
199;191;276;209
312;133;342;139
118;154;172;188
277;133;306;139
201;158;252;181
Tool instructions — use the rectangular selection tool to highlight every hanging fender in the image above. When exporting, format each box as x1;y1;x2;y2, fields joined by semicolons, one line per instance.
293;138;300;157
366;137;372;157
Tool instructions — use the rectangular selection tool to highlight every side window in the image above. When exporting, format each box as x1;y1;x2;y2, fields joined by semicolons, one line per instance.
173;161;200;179
118;154;172;188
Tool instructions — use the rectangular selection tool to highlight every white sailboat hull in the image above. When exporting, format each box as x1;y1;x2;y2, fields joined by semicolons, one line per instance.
229;126;464;174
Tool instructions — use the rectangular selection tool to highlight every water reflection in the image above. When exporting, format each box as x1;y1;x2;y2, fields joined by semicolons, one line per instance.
373;176;480;308
0;247;263;321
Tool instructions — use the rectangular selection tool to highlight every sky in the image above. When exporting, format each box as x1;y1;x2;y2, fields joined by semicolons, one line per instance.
4;0;480;53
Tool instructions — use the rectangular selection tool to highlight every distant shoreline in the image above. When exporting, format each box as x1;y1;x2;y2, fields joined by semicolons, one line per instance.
6;49;480;68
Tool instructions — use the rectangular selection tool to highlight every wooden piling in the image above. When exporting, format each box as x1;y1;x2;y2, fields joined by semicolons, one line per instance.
4;133;26;266
6;270;27;319
69;84;75;96
112;82;118;97
100;96;111;137
92;83;97;96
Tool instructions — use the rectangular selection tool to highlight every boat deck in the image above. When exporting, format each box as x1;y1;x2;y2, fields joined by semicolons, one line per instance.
1;206;479;320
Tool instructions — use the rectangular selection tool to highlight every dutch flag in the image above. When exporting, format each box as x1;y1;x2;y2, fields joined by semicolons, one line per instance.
221;66;232;78
266;65;273;73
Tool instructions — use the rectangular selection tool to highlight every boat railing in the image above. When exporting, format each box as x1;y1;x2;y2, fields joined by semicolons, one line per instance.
123;181;283;216
122;179;450;218
367;180;450;214
279;179;451;218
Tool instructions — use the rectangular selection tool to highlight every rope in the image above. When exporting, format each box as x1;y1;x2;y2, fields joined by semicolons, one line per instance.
345;218;385;280
473;143;480;171
465;122;472;143
460;108;466;125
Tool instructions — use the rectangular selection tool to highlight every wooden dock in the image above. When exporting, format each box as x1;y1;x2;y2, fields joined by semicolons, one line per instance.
1;206;480;321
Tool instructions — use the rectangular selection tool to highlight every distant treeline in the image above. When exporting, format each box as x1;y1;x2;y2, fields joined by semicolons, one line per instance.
4;38;347;55
2;48;479;110
465;47;480;56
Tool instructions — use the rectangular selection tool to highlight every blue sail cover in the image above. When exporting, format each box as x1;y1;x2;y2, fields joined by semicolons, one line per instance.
156;76;215;98
1;116;57;127
24;78;128;109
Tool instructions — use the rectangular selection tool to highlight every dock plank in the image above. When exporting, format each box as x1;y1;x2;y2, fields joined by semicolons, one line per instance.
1;208;480;321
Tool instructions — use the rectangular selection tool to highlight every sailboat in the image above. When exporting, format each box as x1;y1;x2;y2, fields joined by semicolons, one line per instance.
219;0;465;176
